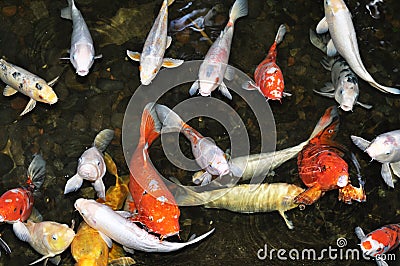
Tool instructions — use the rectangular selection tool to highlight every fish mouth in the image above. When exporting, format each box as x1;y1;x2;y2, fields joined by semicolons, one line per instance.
77;70;89;76
340;104;353;112
337;175;348;187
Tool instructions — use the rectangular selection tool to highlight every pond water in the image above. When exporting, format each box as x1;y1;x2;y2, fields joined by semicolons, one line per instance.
0;0;399;265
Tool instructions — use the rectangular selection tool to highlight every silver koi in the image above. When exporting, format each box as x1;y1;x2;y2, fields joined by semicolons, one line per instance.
127;0;184;85
61;0;102;76
0;59;58;116
189;0;248;99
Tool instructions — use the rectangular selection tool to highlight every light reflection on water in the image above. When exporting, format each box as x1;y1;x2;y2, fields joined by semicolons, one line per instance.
0;0;399;265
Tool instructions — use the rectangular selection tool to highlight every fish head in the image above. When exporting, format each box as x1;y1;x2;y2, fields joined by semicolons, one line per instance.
43;222;76;254
71;43;95;76
74;198;99;226
198;63;223;96
266;89;283;101
359;235;388;257
0;189;33;222
336;81;358;112
365;135;397;162
77;147;105;181
139;57;163;85
32;81;58;104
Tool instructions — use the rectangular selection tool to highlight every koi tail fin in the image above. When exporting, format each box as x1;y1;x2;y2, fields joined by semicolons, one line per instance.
94;129;114;153
155;104;185;133
308;105;339;141
275;24;287;45
227;0;248;27
60;0;74;20
140;103;162;147
168;177;216;206
27;154;46;190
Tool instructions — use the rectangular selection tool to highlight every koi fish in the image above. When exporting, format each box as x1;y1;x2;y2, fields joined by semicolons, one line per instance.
355;224;400;266
71;221;109;266
351;130;400;188
128;103;180;238
155;104;243;185
74;198;215;253
127;0;184;85
174;179;304;229
189;0;248;99
191;98;340;183
169;8;209;32
61;0;102;76
13;220;75;265
0;154;46;223
242;24;290;101
64;129;114;200
294;106;366;205
0;59;58;116
316;0;400;94
309;29;372;111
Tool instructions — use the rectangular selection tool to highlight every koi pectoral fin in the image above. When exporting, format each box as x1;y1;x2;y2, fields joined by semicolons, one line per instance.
126;50;141;62
293;186;322;205
356;100;373;109
12;221;31;243
350;135;371;151
193;171;212;185
218;82;232;100
189;80;199;96
278;210;294;230
242;80;259;91
326;39;337;57
20;98;37;116
338;184;366;204
316;16;328;34
93;179;106;200
64;174;83;194
381;163;395;188
390;161;400;178
354;226;366;240
162;58;184;68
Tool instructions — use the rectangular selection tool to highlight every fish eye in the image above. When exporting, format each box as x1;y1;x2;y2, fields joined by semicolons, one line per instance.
35;83;42;90
339;88;344;94
97;160;101;166
51;234;58;241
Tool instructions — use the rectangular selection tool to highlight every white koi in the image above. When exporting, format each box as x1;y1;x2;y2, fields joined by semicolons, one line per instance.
74;198;215;253
351;130;400;188
0;59;58;116
155;104;243;185
127;0;184;85
61;0;102;76
64;129;114;199
189;0;248;99
316;0;400;94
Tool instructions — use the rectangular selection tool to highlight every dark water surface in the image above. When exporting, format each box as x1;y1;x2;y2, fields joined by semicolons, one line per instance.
0;0;399;265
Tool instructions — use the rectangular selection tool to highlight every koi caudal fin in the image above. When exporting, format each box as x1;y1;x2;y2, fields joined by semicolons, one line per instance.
27;154;46;190
227;0;248;27
140;103;162;147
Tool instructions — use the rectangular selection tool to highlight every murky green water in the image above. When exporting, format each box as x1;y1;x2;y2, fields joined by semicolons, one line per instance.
0;0;399;265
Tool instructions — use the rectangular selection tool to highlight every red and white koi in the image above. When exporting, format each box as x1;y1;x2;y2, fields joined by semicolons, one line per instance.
0;59;58;116
355;224;400;266
189;0;248;99
75;198;215;253
0;154;46;224
61;0;102;76
243;24;290;101
127;0;184;85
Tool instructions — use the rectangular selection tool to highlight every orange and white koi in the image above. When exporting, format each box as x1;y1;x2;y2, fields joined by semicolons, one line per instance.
356;224;400;266
0;59;58;116
128;103;180;238
242;24;290;101
127;0;184;85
